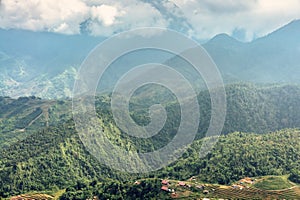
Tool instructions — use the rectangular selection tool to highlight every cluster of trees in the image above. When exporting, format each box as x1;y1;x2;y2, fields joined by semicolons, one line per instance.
0;120;128;198
289;169;300;183
60;179;169;200
60;129;300;199
157;129;300;184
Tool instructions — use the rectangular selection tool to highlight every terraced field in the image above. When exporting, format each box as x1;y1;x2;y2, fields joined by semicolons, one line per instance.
157;176;300;199
207;185;300;199
10;193;53;200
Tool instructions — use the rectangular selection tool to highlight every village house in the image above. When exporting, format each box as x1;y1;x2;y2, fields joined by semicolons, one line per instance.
161;179;169;185
178;181;185;186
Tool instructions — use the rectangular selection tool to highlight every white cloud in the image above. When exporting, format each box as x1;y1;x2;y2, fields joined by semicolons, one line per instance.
86;0;169;36
170;0;300;41
91;4;121;26
0;0;89;34
0;0;300;41
0;0;168;36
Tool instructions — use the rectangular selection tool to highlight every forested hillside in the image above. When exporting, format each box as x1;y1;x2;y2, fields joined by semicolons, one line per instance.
159;129;300;184
1;83;300;198
0;96;70;148
0;120;131;198
50;129;300;200
1;123;300;198
125;84;300;152
222;84;300;134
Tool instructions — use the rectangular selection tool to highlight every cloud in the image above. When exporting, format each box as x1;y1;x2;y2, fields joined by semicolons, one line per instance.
0;0;168;36
0;0;89;34
86;0;168;36
91;4;121;27
198;0;256;14
170;0;300;41
0;0;300;41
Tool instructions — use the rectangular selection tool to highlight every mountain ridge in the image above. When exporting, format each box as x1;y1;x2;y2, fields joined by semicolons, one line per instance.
1;19;300;98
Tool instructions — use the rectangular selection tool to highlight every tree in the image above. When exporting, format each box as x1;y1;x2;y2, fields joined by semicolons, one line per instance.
289;169;300;183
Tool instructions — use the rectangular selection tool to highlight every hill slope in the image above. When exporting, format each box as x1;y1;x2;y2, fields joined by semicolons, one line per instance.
44;129;300;200
0;120;129;198
1;84;300;198
0;96;70;148
1;83;300;150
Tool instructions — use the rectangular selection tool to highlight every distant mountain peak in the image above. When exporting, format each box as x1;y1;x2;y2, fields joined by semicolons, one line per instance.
276;19;300;34
284;19;300;27
258;19;300;42
205;33;242;46
211;33;235;40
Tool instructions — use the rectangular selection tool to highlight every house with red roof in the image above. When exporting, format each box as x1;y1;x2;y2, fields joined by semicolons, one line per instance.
161;185;169;192
178;181;185;186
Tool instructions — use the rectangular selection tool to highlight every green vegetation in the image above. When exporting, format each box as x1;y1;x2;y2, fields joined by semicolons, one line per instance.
0;96;70;148
253;176;293;190
130;83;300;138
157;129;300;185
60;179;170;200
1;125;300;198
0;120;131;198
1;20;300;199
289;169;300;184
15;107;43;129
1;83;300;199
96;84;300;152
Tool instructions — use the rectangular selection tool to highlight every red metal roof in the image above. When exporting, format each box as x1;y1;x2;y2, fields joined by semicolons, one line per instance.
178;181;185;186
161;186;169;191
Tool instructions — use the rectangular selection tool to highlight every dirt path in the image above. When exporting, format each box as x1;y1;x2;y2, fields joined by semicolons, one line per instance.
42;106;50;127
27;111;43;127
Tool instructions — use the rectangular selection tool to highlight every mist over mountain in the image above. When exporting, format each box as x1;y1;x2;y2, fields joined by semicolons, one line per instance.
140;0;194;34
203;19;300;83
0;29;105;98
0;19;299;98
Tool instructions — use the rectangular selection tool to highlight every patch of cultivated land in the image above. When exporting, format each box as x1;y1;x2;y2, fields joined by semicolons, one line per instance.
10;193;53;200
9;176;300;200
253;175;294;190
156;176;300;199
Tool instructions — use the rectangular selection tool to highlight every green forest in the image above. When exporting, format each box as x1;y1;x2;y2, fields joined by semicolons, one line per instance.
1;84;300;199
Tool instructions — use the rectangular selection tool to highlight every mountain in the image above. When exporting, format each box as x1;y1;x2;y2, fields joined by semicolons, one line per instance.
1;83;300;150
0;0;195;99
0;29;105;72
203;19;300;83
0;20;300;98
0;29;105;98
130;83;300;138
0;96;72;149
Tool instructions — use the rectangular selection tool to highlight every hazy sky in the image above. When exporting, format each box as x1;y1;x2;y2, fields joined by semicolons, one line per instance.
0;0;299;41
